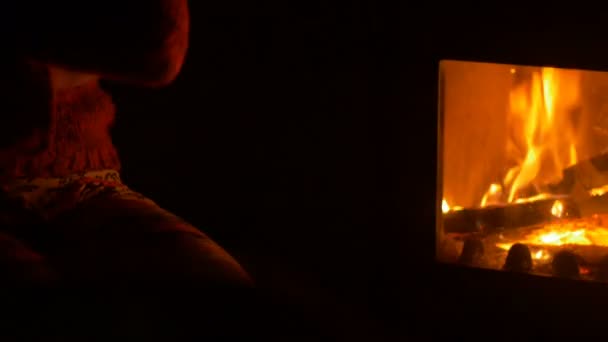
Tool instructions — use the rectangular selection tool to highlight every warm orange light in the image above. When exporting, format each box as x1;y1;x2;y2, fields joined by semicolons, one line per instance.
480;183;502;207
551;200;564;218
496;221;608;251
590;184;608;197
480;67;581;206
441;198;463;214
442;199;450;214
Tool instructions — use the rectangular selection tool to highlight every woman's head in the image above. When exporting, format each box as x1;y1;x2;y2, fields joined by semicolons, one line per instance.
16;0;190;88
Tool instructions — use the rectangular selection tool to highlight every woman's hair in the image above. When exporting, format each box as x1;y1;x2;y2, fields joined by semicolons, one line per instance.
13;0;190;87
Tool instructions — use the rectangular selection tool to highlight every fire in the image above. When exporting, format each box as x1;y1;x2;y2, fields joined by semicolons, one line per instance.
534;249;550;260
442;198;463;214
550;199;564;218
497;220;608;252
480;67;581;207
442;199;450;214
536;229;589;245
590;184;608;197
480;183;502;207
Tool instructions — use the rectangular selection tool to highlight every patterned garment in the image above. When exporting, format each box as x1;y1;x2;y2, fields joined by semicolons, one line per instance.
0;170;151;223
0;169;252;286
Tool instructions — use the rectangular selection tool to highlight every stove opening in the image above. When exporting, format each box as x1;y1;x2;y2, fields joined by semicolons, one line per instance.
437;60;608;281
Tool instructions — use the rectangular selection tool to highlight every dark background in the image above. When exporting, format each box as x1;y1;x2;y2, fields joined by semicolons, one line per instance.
107;2;408;340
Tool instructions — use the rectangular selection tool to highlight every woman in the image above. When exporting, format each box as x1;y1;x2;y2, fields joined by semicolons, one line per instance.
0;0;255;339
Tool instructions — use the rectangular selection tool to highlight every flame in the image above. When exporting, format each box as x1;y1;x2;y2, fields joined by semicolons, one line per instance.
480;67;580;206
442;198;463;214
550;200;564;218
537;229;589;245
590;184;608;197
480;183;502;207
519;248;552;261
534;249;550;260
513;193;554;204
569;144;578;167
442;199;450;214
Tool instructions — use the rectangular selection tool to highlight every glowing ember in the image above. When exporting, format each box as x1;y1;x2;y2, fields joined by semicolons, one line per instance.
496;221;608;253
537;229;589;245
534;249;550;261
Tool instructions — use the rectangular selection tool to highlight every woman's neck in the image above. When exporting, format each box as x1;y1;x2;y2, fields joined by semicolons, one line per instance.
48;66;100;93
0;67;120;180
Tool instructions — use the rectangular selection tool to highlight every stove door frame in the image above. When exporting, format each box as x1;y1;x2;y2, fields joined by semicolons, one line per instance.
403;15;608;337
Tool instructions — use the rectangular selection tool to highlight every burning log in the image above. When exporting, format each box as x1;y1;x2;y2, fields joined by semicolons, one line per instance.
444;150;608;235
443;197;580;234
549;151;608;196
547;152;608;216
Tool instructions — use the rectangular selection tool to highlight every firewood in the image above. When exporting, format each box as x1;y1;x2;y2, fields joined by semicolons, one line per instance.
442;197;580;234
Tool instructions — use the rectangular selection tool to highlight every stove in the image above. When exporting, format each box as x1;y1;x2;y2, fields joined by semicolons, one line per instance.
426;14;608;338
438;60;608;280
